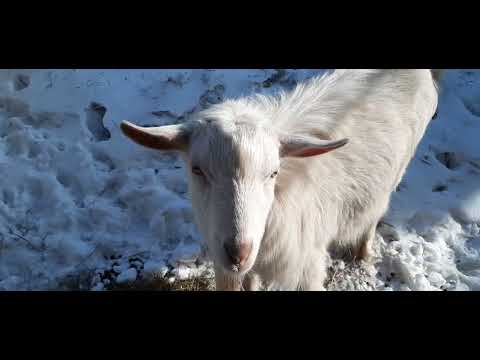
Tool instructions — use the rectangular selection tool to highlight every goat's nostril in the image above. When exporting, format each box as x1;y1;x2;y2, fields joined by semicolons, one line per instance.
224;242;239;264
224;241;252;267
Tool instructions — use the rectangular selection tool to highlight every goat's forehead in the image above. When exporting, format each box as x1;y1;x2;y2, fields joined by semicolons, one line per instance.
190;121;279;175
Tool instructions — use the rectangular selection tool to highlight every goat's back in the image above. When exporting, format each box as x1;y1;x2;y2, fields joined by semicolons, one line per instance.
261;70;439;279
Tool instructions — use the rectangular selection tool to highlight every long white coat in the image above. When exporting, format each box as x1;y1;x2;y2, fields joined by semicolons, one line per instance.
121;70;441;290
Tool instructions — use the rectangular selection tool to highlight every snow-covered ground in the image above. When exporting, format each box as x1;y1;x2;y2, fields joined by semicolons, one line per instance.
0;69;479;291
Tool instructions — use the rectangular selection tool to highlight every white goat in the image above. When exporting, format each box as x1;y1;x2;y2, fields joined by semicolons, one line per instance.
121;69;441;291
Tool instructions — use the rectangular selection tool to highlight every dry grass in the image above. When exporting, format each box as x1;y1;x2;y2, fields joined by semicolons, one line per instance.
325;259;377;291
107;275;215;291
55;267;216;291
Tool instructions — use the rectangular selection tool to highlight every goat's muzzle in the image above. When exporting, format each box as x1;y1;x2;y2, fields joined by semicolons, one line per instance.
223;240;252;270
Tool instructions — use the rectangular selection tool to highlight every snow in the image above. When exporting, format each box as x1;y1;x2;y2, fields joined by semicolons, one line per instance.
143;260;169;278
0;69;479;291
116;268;137;284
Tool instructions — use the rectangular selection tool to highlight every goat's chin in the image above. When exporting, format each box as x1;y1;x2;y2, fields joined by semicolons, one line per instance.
221;266;253;277
217;254;257;276
227;262;255;276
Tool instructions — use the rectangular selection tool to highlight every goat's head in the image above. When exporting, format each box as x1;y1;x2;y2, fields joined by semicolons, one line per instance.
121;112;347;276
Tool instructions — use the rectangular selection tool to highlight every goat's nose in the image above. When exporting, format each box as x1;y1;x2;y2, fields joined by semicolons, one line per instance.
224;241;252;267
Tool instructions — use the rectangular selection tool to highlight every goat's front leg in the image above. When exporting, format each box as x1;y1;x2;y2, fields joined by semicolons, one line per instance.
300;248;328;291
214;267;243;291
242;272;261;291
355;223;376;263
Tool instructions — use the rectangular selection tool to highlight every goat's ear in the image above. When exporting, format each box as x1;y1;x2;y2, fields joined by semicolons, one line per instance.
120;121;190;152
280;135;348;158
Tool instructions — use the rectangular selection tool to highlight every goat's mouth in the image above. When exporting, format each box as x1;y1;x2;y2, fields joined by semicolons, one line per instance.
211;240;258;275
229;263;247;274
221;255;255;275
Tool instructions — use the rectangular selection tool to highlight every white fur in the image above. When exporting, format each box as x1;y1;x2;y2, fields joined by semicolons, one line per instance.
122;69;441;291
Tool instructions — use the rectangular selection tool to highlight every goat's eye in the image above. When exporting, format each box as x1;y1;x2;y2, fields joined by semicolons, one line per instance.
192;166;204;177
270;170;279;179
